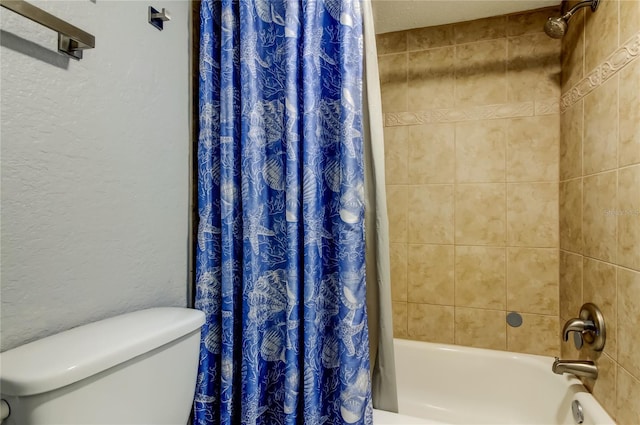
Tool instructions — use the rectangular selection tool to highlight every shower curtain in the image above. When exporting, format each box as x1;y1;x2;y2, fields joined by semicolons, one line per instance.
361;0;398;413
194;0;374;423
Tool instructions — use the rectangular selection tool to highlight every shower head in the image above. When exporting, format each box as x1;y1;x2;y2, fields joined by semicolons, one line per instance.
543;0;600;38
544;17;568;38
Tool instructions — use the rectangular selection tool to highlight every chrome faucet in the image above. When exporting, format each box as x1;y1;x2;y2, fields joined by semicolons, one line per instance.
553;304;605;381
552;357;598;379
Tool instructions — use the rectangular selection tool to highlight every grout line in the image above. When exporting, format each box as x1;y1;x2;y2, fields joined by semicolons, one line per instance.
577;252;640;274
616;163;640;172
580;167;621;179
559;175;585;184
614;263;640;274
403;51;408;112
617;66;621;171
505;33;511;105
377;51;408;58
401;242;560;249
452;44;458;110
615;154;620;274
580;98;585;178
389;179;565;185
453;116;457;345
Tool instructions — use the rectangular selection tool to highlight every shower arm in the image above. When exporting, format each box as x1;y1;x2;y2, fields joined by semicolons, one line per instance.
561;0;600;22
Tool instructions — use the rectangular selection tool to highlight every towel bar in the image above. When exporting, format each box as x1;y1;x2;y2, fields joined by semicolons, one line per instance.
0;0;95;60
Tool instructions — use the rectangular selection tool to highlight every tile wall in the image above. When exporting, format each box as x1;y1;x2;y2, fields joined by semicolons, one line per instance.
377;7;562;357
558;0;640;421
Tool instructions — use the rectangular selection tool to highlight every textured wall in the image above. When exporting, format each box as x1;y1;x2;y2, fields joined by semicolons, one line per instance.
558;0;640;421
376;7;562;357
1;1;191;351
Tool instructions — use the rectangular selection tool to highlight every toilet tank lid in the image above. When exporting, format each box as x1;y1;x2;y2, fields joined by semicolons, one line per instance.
0;307;205;396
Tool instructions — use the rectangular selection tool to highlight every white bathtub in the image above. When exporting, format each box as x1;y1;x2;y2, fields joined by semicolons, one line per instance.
373;338;615;425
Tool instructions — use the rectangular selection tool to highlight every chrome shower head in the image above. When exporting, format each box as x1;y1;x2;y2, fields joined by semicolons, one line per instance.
544;17;568;38
543;0;600;38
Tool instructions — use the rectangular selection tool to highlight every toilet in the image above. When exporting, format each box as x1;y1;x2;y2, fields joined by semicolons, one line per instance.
0;307;205;424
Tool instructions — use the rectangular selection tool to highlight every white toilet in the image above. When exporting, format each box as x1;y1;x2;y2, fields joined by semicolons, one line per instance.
0;307;205;425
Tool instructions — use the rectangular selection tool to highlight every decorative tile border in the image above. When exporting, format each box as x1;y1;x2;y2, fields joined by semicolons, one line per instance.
384;99;558;127
561;32;640;113
534;99;560;116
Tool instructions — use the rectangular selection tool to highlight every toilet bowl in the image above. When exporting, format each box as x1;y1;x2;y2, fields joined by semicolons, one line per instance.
0;307;205;425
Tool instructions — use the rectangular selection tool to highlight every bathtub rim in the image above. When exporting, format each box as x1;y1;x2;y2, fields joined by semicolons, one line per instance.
391;337;616;425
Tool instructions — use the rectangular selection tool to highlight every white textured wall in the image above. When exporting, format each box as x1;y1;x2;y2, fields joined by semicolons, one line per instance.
0;0;191;351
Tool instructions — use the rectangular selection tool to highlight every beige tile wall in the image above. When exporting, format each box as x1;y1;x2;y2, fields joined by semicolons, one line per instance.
377;7;562;357
559;0;640;422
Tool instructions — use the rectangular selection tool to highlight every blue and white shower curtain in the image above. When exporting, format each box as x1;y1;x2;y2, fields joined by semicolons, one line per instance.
194;1;372;423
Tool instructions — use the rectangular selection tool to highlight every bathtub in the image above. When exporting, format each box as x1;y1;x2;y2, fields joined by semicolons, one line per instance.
373;338;615;425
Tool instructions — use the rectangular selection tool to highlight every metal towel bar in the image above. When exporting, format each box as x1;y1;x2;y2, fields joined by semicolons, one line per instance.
0;0;94;60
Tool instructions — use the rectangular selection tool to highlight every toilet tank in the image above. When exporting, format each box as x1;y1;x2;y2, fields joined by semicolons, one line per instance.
0;307;205;425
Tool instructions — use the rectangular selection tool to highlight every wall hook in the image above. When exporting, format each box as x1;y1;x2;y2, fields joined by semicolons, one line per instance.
149;6;171;31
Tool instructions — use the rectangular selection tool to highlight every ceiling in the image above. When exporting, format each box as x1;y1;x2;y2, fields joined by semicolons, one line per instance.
372;1;561;34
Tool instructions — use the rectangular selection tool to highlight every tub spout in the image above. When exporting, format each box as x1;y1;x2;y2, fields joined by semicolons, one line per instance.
552;357;598;379
562;318;596;341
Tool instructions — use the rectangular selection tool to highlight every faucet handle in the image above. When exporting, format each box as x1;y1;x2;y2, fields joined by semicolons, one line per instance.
562;318;596;341
562;303;606;351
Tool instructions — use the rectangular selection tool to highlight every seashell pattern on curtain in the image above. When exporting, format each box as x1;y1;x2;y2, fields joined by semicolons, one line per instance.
194;0;372;423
